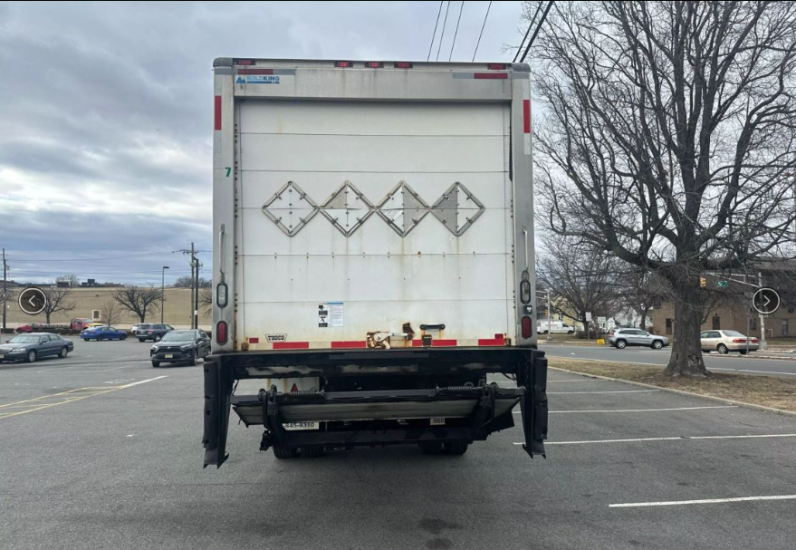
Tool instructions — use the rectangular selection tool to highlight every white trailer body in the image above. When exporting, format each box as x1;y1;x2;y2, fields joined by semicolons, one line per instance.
204;58;548;467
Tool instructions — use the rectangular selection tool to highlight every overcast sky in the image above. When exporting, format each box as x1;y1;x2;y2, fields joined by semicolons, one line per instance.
0;0;526;285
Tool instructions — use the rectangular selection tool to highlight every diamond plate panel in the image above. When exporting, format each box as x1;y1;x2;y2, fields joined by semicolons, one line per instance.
430;182;485;236
376;181;430;237
319;181;375;237
261;181;319;236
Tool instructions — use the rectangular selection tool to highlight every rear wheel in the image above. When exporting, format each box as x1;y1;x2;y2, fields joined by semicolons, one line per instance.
27;350;37;363
272;446;297;459
651;340;663;350
443;441;469;456
717;344;729;354
138;338;146;343
739;350;748;355
615;339;627;349
419;442;444;455
188;350;197;367
59;347;69;359
301;446;324;458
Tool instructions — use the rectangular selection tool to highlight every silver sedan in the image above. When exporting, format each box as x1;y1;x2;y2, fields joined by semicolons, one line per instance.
701;330;759;355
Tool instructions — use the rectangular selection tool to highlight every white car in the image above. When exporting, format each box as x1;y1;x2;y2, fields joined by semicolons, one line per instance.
701;330;759;355
537;321;575;335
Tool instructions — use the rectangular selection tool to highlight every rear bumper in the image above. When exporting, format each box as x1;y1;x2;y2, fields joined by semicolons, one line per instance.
152;350;193;362
202;347;548;467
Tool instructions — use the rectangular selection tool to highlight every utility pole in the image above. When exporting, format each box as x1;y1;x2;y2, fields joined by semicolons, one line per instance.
546;289;552;342
181;243;200;330
758;271;768;350
2;248;7;335
161;266;169;324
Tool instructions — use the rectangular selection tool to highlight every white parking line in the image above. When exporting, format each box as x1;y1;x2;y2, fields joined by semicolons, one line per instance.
610;495;796;508
513;433;796;446
120;376;168;388
547;390;660;395
514;405;737;415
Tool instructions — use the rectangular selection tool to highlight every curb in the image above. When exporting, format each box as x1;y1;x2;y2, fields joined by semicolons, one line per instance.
549;366;796;418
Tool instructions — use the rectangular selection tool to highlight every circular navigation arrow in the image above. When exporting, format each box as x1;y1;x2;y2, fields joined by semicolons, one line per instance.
18;287;47;316
752;287;781;316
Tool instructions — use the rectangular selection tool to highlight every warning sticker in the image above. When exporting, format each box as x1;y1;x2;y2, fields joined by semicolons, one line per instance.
319;302;344;328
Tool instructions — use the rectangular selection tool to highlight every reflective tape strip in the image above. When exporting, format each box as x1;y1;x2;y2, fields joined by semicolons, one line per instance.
452;72;508;80
214;96;222;130
236;68;297;76
331;341;367;349
478;338;505;346
523;100;531;134
273;342;310;350
412;339;458;347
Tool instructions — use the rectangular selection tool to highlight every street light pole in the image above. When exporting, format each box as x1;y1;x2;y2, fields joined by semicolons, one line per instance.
161;266;169;324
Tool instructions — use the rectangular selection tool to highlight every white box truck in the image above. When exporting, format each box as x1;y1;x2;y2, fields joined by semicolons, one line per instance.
203;58;548;466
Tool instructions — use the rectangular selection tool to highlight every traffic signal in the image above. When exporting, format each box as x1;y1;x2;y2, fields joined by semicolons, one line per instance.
699;277;707;288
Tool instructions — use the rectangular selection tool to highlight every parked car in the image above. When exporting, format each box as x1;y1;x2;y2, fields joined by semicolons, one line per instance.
70;318;95;330
0;333;74;363
136;323;173;342
16;322;45;333
80;326;128;341
609;328;669;349
536;320;575;335
150;330;211;367
701;330;758;355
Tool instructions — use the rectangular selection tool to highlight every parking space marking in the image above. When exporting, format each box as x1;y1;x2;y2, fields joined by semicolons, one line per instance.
513;433;796;446
514;405;737;415
0;376;167;420
547;390;660;395
610;495;796;508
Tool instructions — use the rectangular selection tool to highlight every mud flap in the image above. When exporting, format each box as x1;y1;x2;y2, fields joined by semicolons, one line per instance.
518;350;548;457
202;356;234;468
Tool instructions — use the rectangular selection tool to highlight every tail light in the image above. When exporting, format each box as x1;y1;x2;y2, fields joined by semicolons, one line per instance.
148;330;154;334
487;63;507;70
365;61;384;68
216;321;228;345
334;61;353;68
521;316;532;339
732;339;747;343
394;62;413;69
235;59;255;66
752;338;758;343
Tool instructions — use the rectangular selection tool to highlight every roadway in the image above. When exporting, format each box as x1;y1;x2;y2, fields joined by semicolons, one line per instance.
540;342;796;378
3;338;796;549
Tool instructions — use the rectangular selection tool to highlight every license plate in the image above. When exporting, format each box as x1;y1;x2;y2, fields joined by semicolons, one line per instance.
283;421;318;431
164;354;173;359
430;417;446;426
0;354;4;359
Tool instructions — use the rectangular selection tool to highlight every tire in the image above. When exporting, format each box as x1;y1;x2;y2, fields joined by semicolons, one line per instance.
97;335;103;342
120;335;127;340
419;442;444;455
272;445;297;459
151;360;160;368
138;338;146;343
154;335;162;342
567;330;574;335
615;339;627;349
302;446;324;458
27;350;37;363
543;330;549;335
443;441;469;455
651;340;663;350
717;344;729;354
739;350;748;355
188;350;197;367
59;347;69;359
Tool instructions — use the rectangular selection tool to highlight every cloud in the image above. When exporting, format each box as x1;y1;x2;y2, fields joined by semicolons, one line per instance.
0;1;524;283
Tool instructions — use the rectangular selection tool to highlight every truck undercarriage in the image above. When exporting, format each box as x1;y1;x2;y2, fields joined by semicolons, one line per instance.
203;347;548;467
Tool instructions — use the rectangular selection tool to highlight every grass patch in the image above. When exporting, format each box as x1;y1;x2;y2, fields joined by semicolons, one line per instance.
550;358;796;414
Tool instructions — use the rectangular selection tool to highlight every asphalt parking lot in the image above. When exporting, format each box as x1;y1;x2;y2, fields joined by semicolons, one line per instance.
3;342;796;550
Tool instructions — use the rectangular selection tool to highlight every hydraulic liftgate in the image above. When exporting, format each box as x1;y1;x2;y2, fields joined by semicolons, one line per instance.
203;347;548;467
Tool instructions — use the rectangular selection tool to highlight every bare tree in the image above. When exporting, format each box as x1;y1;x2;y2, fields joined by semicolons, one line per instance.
537;234;620;337
199;288;213;315
100;300;121;327
531;1;796;375
113;286;161;323
174;276;211;289
41;287;76;324
616;269;668;329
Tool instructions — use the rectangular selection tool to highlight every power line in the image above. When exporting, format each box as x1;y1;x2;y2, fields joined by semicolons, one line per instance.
519;0;554;63
472;0;493;61
513;1;543;62
427;1;444;62
435;1;452;61
8;250;210;262
448;1;466;62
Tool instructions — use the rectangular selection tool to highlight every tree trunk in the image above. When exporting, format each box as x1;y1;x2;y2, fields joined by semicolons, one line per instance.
639;306;650;331
45;311;51;324
664;283;709;377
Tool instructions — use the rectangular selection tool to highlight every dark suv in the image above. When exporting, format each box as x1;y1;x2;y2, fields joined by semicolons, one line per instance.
136;324;173;342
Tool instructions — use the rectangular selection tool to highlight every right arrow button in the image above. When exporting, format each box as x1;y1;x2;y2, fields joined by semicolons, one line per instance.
753;287;781;316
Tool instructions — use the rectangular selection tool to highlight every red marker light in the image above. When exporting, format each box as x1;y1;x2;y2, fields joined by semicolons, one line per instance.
487;63;507;70
365;61;384;68
394;62;413;69
236;59;255;66
521;316;532;339
216;321;228;345
335;61;353;68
